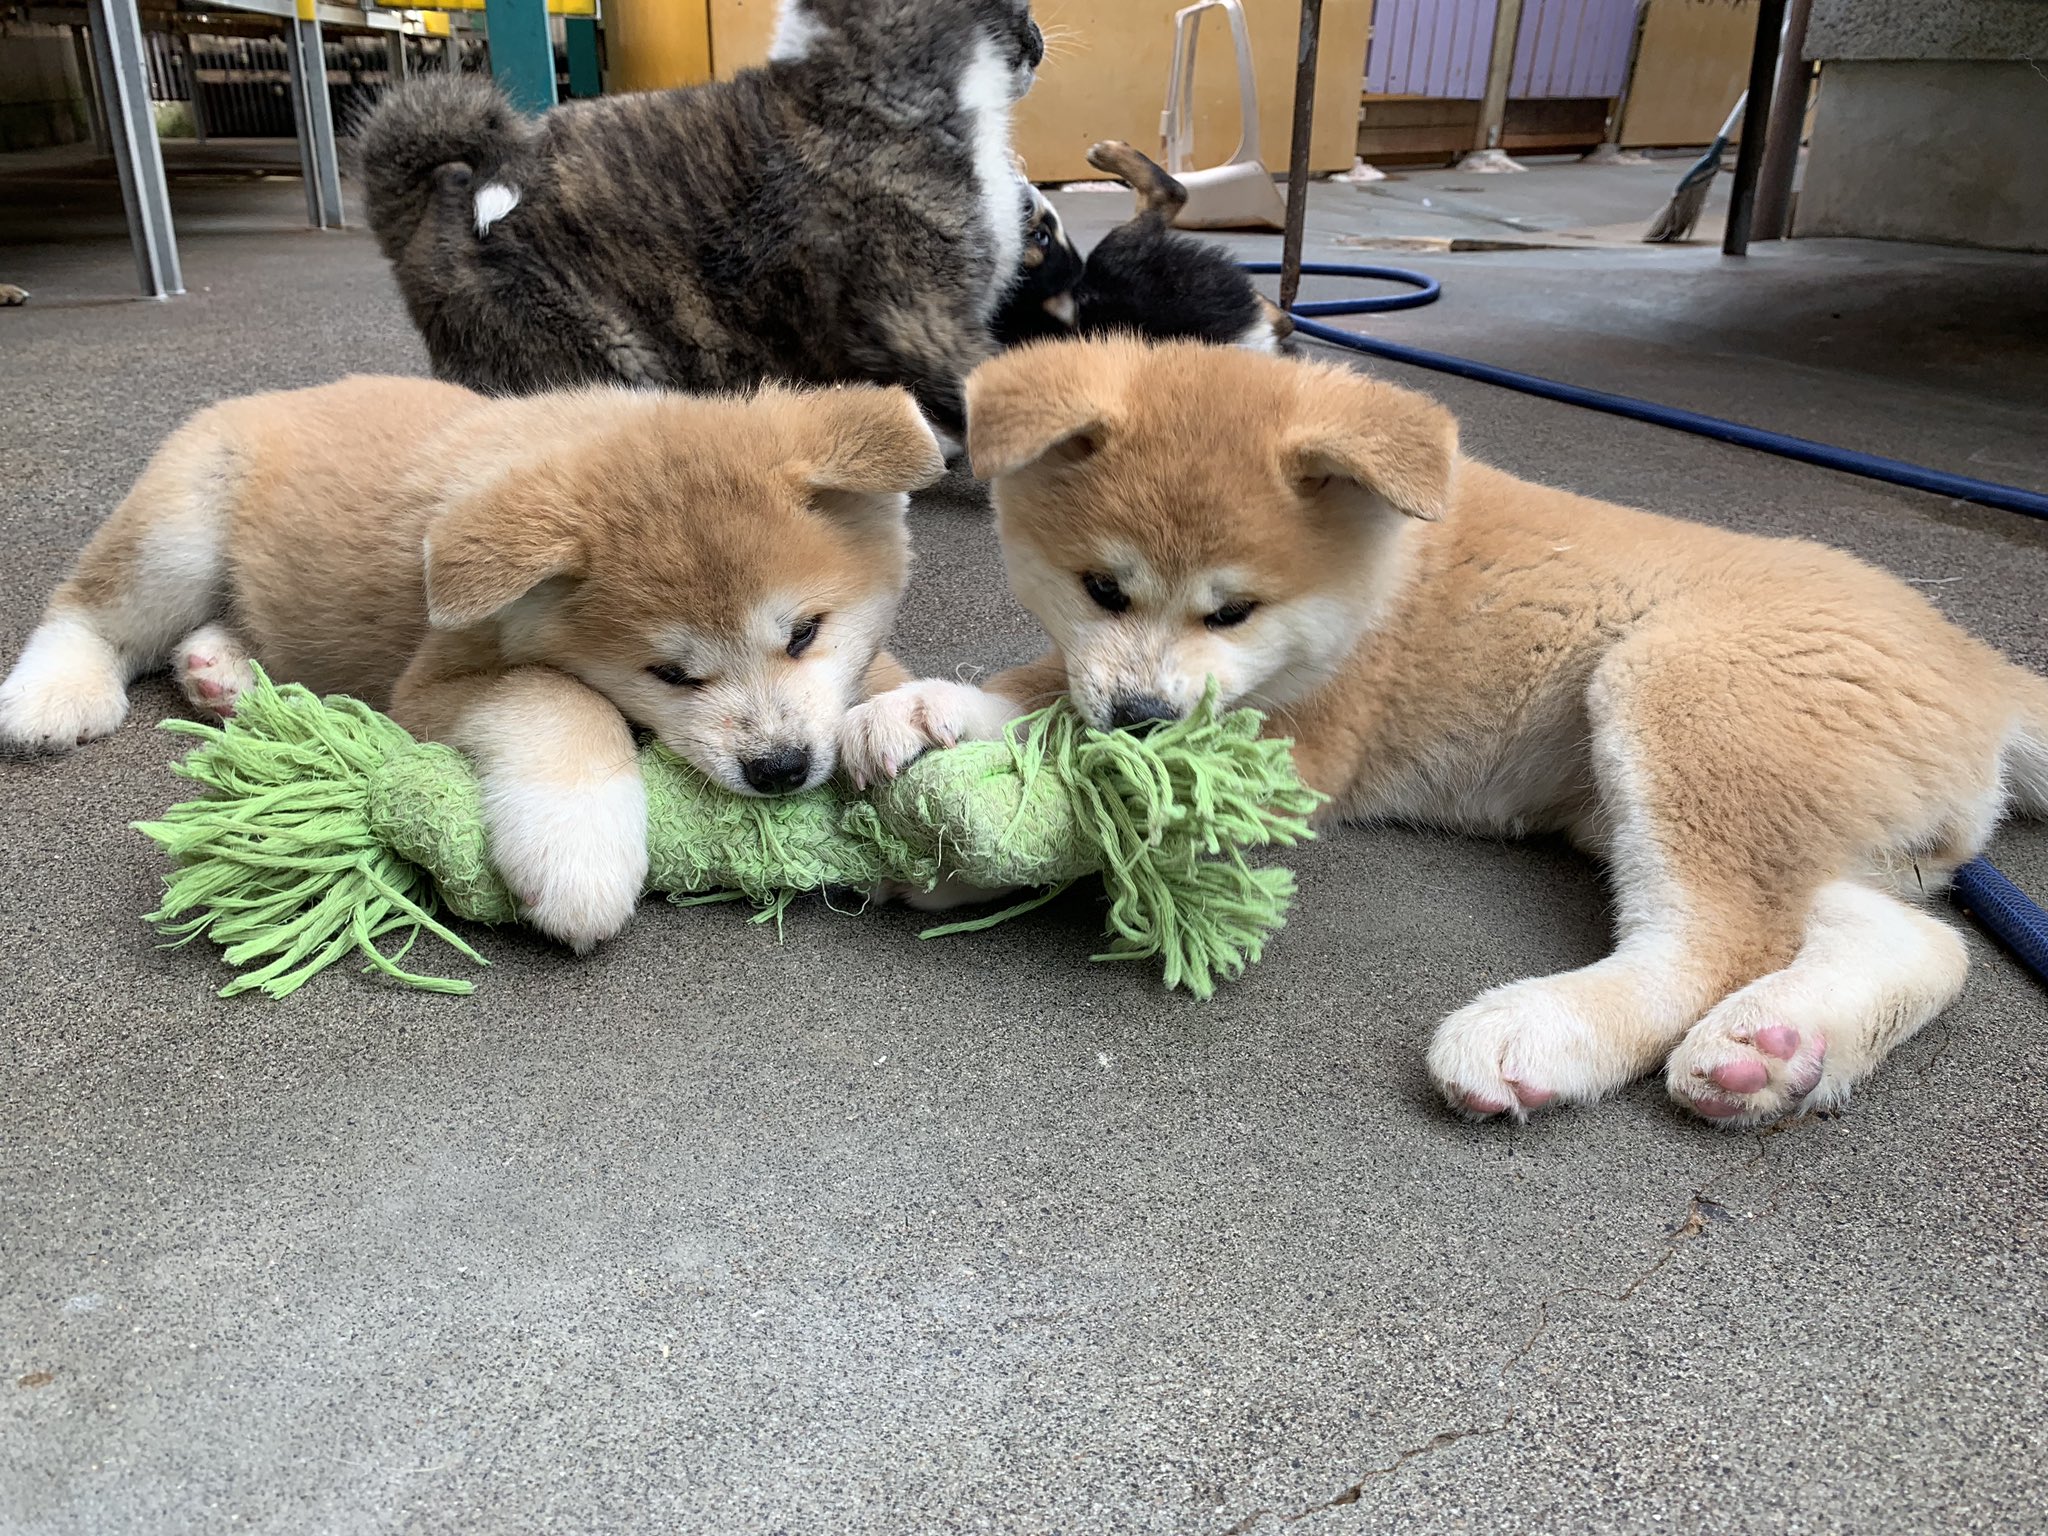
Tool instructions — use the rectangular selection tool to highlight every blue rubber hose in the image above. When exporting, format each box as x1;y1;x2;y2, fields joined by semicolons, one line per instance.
1243;262;2048;522
1243;260;2048;983
1951;859;2048;984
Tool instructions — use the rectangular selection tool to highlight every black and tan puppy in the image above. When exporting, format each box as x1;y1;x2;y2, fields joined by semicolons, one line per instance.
995;141;1291;351
356;0;1045;433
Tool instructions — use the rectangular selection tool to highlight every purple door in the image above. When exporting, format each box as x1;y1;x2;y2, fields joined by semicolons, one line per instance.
1367;0;1638;100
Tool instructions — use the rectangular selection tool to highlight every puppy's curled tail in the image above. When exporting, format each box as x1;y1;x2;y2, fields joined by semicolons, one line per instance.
351;74;532;259
2006;666;2048;818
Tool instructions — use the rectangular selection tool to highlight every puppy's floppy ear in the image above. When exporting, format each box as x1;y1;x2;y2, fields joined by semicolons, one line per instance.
798;386;946;496
1285;370;1459;521
965;339;1135;478
422;483;584;631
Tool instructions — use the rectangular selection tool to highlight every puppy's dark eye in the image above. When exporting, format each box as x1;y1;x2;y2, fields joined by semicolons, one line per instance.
1081;572;1129;613
787;614;824;658
1205;600;1259;630
1033;225;1051;247
647;664;704;688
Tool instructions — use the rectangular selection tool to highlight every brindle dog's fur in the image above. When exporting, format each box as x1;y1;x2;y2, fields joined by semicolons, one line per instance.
356;0;1044;432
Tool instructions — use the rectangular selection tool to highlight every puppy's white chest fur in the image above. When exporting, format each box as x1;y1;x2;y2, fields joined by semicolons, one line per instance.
959;34;1024;320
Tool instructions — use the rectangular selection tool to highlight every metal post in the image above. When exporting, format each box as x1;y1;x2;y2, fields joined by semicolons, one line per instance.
177;31;209;144
1751;0;1813;241
1278;0;1324;311
482;0;557;113
565;15;600;99
1721;0;1788;257
286;9;345;228
73;22;111;151
1474;0;1525;152
87;0;183;298
387;30;408;82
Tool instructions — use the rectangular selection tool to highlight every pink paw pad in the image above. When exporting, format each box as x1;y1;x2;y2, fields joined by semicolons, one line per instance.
1689;1092;1748;1120
1453;1089;1513;1118
1708;1058;1769;1096
1754;1024;1802;1059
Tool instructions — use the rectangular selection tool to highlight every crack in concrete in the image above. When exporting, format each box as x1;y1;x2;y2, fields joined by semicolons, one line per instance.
1218;1418;1519;1536
1218;1121;1806;1534
1500;1120;1800;1379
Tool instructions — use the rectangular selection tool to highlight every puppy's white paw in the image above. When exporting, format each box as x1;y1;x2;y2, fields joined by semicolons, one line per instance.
1426;977;1624;1121
840;679;1018;789
1666;1005;1834;1128
172;624;255;719
0;616;129;753
483;769;649;954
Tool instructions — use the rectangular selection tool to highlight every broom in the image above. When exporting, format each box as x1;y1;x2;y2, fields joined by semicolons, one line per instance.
1643;92;1745;243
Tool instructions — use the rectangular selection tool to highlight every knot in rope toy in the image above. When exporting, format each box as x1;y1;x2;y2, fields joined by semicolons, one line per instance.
135;670;1324;1000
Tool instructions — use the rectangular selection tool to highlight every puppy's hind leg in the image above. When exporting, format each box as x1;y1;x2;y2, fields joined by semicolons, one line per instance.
1665;881;1967;1127
1428;637;1807;1120
0;424;236;752
1085;141;1187;228
172;621;258;719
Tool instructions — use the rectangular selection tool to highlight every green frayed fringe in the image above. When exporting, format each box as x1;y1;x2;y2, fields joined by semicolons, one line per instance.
134;674;486;999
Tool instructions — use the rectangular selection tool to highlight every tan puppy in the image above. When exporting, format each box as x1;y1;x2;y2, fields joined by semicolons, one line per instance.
1;375;943;951
846;338;2048;1127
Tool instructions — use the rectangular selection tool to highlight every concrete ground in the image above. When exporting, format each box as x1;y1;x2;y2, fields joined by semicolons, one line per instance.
3;151;2046;1536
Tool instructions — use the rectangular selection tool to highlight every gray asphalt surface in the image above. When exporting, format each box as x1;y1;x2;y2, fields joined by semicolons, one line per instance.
2;160;2045;1536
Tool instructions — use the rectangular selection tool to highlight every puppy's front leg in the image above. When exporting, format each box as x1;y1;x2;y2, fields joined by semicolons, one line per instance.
840;672;1024;794
396;664;648;954
851;653;1076;912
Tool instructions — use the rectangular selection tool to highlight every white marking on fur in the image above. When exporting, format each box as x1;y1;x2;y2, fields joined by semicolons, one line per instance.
641;591;899;795
453;688;648;953
0;612;130;752
1043;292;1078;326
767;0;825;61
1003;526;1414;730
473;182;520;236
481;764;648;953
1236;316;1283;354
2005;684;2048;816
960;34;1026;322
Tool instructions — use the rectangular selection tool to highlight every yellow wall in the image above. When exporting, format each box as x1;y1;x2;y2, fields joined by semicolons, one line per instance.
1621;0;1758;148
605;0;713;95
703;1;1371;183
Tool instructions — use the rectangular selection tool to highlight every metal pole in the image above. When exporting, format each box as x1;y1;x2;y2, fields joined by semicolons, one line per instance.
481;0;557;113
87;0;183;298
286;10;344;228
1474;0;1525;152
387;30;408;82
177;31;209;144
1751;0;1813;241
73;22;111;151
1278;0;1324;311
1721;0;1788;257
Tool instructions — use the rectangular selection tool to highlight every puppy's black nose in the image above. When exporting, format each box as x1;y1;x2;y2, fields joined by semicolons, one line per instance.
742;746;811;794
1106;695;1181;732
1022;22;1045;69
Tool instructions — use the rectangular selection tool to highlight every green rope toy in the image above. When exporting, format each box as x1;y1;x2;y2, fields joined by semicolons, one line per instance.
134;670;1324;1000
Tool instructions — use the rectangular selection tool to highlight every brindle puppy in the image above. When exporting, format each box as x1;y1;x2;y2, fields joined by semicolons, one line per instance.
355;0;1044;434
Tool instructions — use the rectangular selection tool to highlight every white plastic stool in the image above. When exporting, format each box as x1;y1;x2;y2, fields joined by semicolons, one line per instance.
1160;0;1289;230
